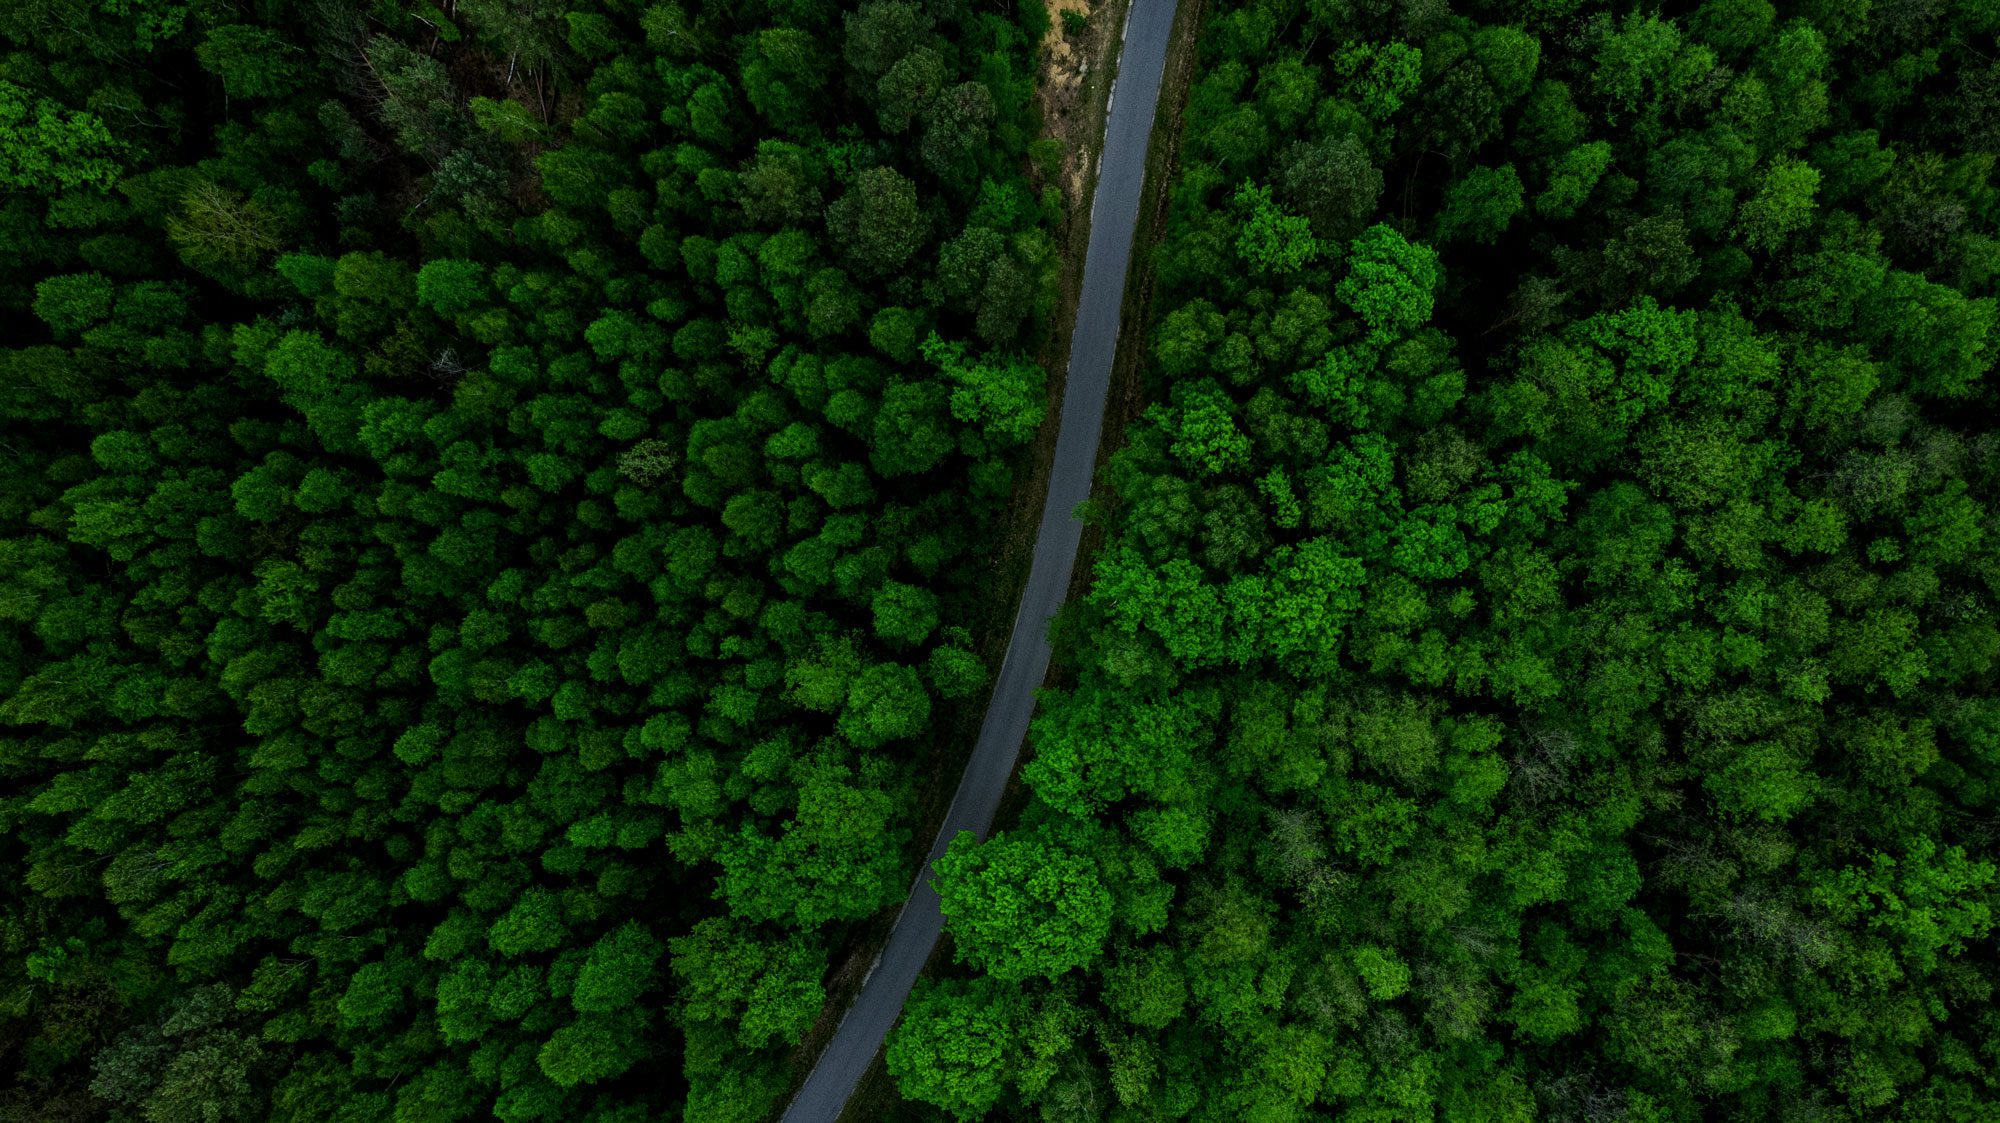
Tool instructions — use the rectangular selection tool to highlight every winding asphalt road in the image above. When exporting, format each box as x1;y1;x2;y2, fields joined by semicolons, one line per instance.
776;2;1180;1120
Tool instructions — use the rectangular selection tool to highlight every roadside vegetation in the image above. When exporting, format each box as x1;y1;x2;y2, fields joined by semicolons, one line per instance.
900;0;2000;1119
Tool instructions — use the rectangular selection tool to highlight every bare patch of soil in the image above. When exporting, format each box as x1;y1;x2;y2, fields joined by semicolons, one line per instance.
1036;0;1123;211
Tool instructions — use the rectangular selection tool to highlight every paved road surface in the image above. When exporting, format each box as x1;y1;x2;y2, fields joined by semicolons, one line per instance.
776;2;1180;1120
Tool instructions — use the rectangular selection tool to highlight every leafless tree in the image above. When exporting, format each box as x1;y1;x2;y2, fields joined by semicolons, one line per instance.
1508;723;1579;805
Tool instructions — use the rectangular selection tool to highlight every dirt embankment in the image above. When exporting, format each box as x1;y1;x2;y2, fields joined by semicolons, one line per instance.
1037;0;1120;209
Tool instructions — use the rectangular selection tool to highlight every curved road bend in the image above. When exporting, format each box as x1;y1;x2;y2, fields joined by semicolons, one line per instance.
778;1;1182;1120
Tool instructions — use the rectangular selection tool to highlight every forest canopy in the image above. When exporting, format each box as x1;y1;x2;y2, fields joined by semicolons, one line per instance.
0;0;1062;1120
891;0;2000;1121
7;0;2000;1122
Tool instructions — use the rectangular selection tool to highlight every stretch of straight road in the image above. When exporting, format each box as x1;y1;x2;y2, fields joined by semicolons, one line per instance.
777;1;1181;1119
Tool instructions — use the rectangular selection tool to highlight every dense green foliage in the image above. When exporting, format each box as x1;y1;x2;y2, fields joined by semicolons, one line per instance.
0;0;1060;1119
897;0;2000;1119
